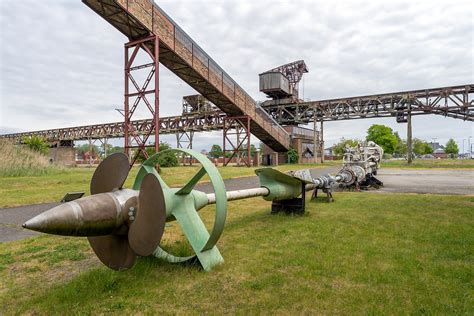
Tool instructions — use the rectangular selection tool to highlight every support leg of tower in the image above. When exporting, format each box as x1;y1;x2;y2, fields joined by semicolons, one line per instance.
176;130;194;165
223;116;251;167
124;35;160;166
320;120;325;163
407;104;413;164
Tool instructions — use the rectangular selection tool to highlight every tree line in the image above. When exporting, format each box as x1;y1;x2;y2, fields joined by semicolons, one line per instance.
332;124;459;157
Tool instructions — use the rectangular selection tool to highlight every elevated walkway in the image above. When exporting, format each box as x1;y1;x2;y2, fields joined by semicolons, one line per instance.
82;0;290;152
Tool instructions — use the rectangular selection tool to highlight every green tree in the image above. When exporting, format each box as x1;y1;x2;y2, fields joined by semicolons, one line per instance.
209;144;223;158
425;143;434;154
394;139;407;156
136;142;178;167
107;146;124;156
332;138;359;156
241;144;257;157
76;143;100;155
445;139;459;156
413;138;433;155
366;124;398;154
250;144;257;157
23;136;49;155
287;147;298;164
390;131;403;157
100;144;113;157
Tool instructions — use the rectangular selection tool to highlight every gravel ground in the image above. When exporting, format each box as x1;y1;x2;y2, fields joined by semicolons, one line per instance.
1;167;472;242
377;169;474;195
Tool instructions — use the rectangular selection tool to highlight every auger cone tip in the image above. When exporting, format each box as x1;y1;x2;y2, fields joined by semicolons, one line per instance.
22;153;167;271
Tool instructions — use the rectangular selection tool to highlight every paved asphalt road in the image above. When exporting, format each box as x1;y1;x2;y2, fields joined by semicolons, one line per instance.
378;169;474;195
1;168;472;242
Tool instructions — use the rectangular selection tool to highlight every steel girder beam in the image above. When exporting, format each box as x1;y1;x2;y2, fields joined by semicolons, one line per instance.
176;129;194;166
261;85;474;124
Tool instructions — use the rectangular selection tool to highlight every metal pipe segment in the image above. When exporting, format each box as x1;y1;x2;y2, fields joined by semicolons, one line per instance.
206;171;352;205
206;187;270;204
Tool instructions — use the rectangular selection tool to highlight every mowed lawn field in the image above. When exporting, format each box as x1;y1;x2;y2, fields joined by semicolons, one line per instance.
381;159;474;169
1;193;473;314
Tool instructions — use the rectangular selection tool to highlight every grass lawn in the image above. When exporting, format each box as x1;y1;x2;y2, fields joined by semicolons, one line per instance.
0;163;337;208
0;193;472;314
381;159;474;169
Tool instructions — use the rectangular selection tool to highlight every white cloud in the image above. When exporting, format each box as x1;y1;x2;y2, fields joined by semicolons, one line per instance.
0;0;473;152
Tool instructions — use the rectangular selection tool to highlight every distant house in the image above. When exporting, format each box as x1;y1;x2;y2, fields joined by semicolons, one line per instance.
76;151;100;165
324;146;338;160
433;148;448;159
324;146;334;156
430;142;444;152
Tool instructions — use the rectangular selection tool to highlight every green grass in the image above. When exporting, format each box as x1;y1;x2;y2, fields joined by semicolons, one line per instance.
0;163;335;208
381;159;474;169
0;193;472;314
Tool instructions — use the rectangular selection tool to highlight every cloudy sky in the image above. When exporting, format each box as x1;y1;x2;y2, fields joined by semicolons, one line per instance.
1;0;473;152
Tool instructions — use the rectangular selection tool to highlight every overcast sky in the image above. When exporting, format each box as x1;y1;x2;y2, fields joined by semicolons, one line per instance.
1;0;473;152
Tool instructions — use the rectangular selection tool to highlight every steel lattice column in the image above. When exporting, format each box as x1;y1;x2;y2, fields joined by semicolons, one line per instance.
124;35;160;166
223;116;251;167
176;130;194;165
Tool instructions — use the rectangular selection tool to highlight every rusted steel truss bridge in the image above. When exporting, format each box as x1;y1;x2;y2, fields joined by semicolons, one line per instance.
2;84;472;143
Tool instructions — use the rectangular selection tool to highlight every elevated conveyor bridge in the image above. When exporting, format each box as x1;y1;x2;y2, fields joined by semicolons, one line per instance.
82;0;290;152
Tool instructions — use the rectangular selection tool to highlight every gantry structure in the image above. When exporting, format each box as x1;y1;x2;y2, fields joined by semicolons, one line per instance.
260;83;473;163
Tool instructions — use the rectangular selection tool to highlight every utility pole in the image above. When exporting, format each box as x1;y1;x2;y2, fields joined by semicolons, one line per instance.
88;138;93;167
469;136;472;156
431;138;437;153
313;112;318;163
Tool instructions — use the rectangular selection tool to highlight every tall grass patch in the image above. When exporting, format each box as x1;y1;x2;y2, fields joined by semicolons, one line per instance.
0;139;62;177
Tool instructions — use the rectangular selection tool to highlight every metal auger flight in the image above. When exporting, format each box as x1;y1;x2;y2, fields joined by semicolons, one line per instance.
23;149;357;271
